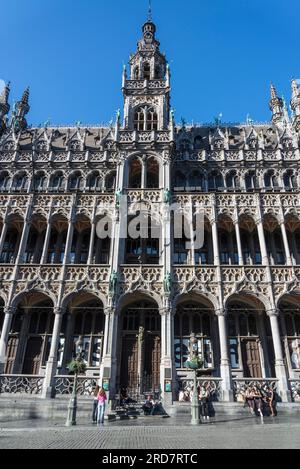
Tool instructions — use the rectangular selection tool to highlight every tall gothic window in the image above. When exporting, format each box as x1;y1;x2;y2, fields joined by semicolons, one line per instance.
174;304;214;370
0;172;11;191
86;172;102;191
125;214;160;264
245;171;257;191
284;171;298;191
134;107;158;131
264;171;279;191
71;302;105;368
280;305;300;370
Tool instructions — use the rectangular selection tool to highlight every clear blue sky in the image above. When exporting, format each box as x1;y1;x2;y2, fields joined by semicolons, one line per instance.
1;0;299;126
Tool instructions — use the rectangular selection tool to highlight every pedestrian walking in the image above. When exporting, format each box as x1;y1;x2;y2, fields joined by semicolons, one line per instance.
97;387;107;425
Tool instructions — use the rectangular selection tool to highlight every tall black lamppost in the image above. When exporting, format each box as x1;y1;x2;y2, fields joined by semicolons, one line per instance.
186;333;202;425
65;336;86;427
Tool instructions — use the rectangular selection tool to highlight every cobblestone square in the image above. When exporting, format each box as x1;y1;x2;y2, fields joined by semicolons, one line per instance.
0;415;299;449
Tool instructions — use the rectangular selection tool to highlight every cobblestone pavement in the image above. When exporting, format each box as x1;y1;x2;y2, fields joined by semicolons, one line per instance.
0;415;300;449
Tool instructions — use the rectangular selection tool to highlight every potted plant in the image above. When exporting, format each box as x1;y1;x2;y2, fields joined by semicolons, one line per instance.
185;356;204;370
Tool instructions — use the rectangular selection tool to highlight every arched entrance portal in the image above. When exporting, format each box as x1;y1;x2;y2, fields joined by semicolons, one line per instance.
226;295;274;378
119;300;161;395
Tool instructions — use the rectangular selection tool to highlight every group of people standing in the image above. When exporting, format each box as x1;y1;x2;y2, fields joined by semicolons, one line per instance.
92;386;107;425
179;384;212;420
244;384;277;418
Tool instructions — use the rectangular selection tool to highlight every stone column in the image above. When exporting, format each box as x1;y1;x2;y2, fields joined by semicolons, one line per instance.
280;221;292;266
268;309;291;402
42;307;65;398
160;307;174;406
256;218;269;266
62;218;74;265
234;220;244;266
217;309;233;402
100;308;119;399
0;306;16;374
87;221;96;265
211;220;220;265
15;214;32;265
40;220;52;265
0;222;8;261
141;156;147;189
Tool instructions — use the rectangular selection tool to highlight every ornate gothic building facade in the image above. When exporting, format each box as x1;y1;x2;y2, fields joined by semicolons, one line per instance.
0;19;300;403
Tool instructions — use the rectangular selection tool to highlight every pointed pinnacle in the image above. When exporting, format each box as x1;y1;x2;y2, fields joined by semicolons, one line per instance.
21;87;30;104
0;81;10;104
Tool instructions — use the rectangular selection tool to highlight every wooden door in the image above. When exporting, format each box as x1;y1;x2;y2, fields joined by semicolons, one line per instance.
144;334;161;392
120;335;139;390
4;337;19;374
241;339;262;378
22;337;43;375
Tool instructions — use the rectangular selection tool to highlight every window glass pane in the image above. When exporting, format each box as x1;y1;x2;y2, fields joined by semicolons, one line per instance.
203;339;213;368
285;315;295;336
182;314;190;336
193;314;201;334
294;315;300;336
182;339;189;367
202;314;211;336
174;338;181;369
91;338;102;367
289;339;300;369
57;338;65;367
228;315;236;336
239;315;248;336
248;315;258;335
229;338;239;369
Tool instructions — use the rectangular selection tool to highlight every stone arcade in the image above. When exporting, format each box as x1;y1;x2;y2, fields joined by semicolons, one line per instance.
0;18;300;407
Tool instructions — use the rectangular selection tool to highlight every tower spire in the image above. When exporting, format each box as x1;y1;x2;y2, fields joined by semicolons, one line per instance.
0;81;10;136
269;83;283;124
148;0;152;22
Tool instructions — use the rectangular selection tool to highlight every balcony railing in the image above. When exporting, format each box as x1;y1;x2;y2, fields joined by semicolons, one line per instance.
0;374;44;395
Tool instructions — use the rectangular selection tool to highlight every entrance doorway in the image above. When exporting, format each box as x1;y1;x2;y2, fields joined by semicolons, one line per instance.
119;301;161;395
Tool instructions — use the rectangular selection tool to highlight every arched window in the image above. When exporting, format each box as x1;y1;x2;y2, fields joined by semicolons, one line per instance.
13;172;28;191
129;158;142;188
174;303;214;369
50;172;64;191
134;108;145;131
188;171;204;190
226;171;240;190
134;107;158;131
208;172;223;191
105;172;116;191
69;172;82;191
245;171;257;191
125;214;160;264
174;171;186;190
67;300;105;368
34;172;47;191
0;172;11;191
284;171;298;190
146;158;159;188
143;62;151;80
280;304;300;370
0;230;18;263
86;172;101;191
264;171;279;191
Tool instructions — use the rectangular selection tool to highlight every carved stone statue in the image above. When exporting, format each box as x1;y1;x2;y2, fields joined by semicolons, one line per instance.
137;326;145;344
109;270;118;296
115;189;122;209
163;189;172;205
164;272;172;294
